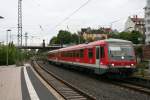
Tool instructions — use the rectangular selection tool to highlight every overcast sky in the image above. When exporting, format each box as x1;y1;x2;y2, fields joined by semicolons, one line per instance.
0;0;147;45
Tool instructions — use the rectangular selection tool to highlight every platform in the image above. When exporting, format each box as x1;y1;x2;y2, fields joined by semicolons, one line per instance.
0;64;61;100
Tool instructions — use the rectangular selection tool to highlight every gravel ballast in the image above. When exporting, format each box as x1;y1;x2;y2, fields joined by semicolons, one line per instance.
38;61;150;100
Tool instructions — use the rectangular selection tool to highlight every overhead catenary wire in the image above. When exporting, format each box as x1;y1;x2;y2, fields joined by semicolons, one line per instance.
54;0;92;28
31;0;92;31
24;0;145;33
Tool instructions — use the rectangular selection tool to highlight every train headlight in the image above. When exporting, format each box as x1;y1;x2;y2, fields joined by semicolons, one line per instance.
131;64;136;68
131;64;134;66
111;64;115;66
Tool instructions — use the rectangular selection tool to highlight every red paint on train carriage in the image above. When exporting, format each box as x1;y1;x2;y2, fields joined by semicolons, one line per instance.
47;39;136;75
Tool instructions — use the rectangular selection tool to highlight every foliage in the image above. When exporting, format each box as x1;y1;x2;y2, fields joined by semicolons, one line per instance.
49;30;85;45
50;29;143;46
136;61;149;77
136;61;149;69
0;44;16;65
57;30;72;45
134;45;143;61
71;33;79;44
0;44;29;65
109;32;120;39
49;36;59;44
117;31;143;44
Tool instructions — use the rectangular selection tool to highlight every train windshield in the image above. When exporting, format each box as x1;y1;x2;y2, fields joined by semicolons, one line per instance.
108;43;135;60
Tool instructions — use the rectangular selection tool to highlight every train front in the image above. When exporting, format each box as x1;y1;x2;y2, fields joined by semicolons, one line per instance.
106;41;136;76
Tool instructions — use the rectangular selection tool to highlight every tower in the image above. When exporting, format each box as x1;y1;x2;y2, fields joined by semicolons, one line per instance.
145;0;150;45
18;0;22;46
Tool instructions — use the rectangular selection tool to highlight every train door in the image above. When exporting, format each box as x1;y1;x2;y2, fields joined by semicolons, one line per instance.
96;46;100;67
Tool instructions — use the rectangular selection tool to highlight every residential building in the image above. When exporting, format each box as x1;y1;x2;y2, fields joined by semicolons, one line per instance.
79;27;112;42
145;0;150;44
125;15;145;34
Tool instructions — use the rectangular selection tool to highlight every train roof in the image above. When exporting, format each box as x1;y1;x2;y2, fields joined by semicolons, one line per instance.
104;38;132;43
87;39;132;46
48;39;132;53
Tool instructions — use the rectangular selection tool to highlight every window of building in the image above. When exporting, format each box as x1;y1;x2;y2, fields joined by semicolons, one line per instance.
147;20;150;24
147;27;150;31
88;48;93;58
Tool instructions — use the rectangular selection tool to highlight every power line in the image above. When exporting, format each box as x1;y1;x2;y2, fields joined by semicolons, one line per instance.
31;0;92;30
54;0;92;28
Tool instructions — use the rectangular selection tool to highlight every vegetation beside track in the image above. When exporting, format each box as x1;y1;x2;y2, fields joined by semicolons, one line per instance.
0;44;30;65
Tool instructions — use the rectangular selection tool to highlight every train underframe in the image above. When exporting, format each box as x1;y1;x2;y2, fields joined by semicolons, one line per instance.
48;60;136;78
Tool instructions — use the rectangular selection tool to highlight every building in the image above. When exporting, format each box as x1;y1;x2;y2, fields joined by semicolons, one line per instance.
145;0;150;44
125;15;145;34
79;27;112;42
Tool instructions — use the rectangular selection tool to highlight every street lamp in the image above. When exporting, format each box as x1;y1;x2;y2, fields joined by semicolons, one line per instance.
6;29;11;66
0;16;4;19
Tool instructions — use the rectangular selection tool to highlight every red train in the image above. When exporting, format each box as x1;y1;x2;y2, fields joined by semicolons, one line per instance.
47;39;136;76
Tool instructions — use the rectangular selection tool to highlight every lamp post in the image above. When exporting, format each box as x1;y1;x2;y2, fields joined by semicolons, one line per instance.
0;16;4;19
6;29;11;66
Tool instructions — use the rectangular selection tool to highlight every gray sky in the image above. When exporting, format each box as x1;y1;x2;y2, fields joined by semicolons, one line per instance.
0;0;146;45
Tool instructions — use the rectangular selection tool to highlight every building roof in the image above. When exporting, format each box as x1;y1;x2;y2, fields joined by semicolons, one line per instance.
80;27;112;35
130;16;144;25
131;18;144;23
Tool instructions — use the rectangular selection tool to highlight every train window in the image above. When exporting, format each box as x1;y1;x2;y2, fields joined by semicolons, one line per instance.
88;48;93;58
77;51;79;57
75;51;77;57
71;52;73;57
73;51;75;57
64;52;66;57
63;52;65;57
96;47;100;59
70;52;72;57
80;49;84;58
69;52;72;57
100;47;105;58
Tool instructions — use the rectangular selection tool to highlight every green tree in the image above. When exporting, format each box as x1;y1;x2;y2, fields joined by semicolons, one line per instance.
118;31;143;44
71;33;79;44
57;30;72;45
119;32;130;40
129;31;143;44
0;44;29;65
49;36;59;45
109;32;120;39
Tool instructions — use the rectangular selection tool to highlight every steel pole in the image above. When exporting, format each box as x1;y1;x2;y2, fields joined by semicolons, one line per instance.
6;30;8;66
6;29;11;66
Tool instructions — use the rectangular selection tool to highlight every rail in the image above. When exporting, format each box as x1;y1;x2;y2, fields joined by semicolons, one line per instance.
109;77;150;95
31;60;96;100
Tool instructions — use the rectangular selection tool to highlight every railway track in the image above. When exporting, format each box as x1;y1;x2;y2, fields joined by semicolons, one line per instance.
106;77;150;95
118;77;150;89
31;60;96;100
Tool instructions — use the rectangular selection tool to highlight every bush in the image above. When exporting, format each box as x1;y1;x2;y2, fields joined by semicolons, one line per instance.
0;44;28;65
